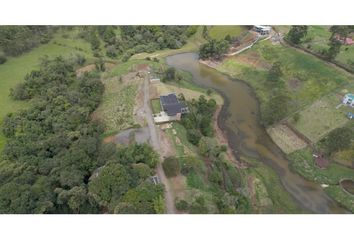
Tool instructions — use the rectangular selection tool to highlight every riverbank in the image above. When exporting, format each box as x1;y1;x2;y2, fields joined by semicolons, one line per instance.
213;105;248;169
198;43;354;213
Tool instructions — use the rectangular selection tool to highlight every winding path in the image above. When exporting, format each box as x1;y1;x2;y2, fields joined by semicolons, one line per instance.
142;72;176;214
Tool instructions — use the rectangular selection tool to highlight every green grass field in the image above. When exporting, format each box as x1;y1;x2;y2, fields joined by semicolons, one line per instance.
208;26;247;40
288;94;349;143
287;83;354;143
325;185;354;212
151;99;162;114
275;25;354;70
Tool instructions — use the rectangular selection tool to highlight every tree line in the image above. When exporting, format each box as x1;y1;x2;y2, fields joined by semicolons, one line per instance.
79;26;196;61
286;25;354;61
0;26;54;64
0;56;163;213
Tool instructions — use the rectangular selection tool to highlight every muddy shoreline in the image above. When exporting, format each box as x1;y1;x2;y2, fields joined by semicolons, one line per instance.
166;52;348;213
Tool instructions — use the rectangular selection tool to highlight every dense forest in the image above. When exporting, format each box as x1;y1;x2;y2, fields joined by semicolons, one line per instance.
0;57;163;213
79;26;197;61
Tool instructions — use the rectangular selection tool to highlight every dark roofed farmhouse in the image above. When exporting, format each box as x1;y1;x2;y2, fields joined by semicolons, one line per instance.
160;93;189;116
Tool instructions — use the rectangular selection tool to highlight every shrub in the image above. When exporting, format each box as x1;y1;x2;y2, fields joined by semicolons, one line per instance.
175;199;189;211
162;157;180;178
0;52;7;64
292;112;300;123
321;127;353;155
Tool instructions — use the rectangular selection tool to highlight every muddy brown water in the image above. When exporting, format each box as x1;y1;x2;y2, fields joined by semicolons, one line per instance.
166;52;348;213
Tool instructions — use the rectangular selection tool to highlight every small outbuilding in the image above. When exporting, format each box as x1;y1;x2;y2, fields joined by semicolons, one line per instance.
254;25;272;35
313;153;329;169
342;93;354;107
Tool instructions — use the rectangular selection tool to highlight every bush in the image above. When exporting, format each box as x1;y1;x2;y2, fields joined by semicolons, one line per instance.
162;157;180;178
10;83;30;100
0;52;7;64
175;199;189;211
292;112;300;123
321;127;353;155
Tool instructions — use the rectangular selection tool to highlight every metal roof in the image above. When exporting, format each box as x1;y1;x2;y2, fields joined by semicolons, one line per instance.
160;93;187;116
345;93;354;99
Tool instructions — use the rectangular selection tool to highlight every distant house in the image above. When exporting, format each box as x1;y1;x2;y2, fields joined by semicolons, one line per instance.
342;93;354;107
153;93;189;123
335;35;354;45
254;25;272;35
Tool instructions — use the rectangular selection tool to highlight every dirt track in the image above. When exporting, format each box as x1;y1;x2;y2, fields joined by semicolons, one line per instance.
142;71;176;214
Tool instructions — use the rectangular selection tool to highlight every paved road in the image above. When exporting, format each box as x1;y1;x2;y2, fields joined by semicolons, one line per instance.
142;73;176;214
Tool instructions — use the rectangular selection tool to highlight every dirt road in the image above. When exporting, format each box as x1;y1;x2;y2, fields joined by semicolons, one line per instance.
142;72;176;214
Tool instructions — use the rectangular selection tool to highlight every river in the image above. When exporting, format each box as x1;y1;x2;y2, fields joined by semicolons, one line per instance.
166;52;347;213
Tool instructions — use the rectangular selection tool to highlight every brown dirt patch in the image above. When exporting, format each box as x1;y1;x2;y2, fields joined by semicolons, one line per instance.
159;128;176;158
170;175;187;201
287;78;302;90
76;64;96;77
267;123;308;154
103;135;115;144
234;52;271;70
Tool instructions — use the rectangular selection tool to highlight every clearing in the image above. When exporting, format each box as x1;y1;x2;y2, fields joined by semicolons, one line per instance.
267;124;308;154
209;26;248;40
288;87;353;143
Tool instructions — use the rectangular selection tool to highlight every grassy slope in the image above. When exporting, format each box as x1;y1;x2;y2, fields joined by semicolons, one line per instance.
275;25;354;70
217;40;353;119
288;148;354;185
288;147;354;212
95;59;160;136
242;158;304;213
209;26;247;40
288;92;350;143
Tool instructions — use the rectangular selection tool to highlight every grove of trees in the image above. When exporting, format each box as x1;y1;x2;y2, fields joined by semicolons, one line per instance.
0;26;53;57
181;95;217;145
199;39;230;60
286;26;308;45
79;26;196;61
0;56;163;213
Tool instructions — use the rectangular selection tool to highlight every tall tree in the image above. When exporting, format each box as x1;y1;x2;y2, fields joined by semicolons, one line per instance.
286;26;308;44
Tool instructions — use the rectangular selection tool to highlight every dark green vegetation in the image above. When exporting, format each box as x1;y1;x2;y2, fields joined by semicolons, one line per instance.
0;26;53;57
286;26;308;45
166;96;251;213
162;156;180;178
80;26;196;61
319;126;354;156
181;95;217;145
199;39;229;60
0;57;163;213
